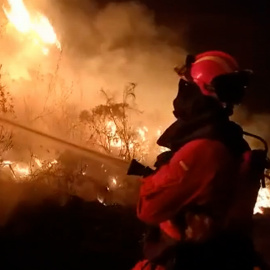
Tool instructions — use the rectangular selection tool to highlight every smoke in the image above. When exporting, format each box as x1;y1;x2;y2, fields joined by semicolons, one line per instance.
0;0;190;165
0;0;185;224
1;0;185;122
233;106;270;149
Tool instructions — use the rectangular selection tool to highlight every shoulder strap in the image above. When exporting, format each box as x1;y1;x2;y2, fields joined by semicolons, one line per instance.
243;131;270;188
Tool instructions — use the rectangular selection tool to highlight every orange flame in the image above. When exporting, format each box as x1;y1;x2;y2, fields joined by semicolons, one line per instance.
254;186;270;214
3;0;61;53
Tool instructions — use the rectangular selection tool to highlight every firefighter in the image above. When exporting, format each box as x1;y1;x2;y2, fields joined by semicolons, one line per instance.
132;51;267;270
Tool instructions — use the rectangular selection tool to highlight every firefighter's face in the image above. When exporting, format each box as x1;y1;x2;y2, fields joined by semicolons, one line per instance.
173;79;203;120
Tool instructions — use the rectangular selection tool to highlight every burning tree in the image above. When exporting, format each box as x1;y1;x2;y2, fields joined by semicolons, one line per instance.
80;83;148;161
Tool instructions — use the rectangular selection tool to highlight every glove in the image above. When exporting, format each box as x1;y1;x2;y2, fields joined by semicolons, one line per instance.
154;151;174;169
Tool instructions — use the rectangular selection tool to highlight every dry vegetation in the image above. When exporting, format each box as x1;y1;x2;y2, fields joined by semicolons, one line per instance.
0;65;146;270
0;63;146;207
0;65;14;154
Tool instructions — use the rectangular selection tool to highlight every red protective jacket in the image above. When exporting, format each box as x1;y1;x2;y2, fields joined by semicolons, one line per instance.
133;138;260;270
137;139;259;240
138;139;237;237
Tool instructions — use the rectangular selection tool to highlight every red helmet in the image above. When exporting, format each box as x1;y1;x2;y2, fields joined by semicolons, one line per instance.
190;51;239;95
175;51;241;95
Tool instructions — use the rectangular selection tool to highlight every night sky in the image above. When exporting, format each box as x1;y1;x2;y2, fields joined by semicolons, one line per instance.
97;0;270;114
145;0;270;114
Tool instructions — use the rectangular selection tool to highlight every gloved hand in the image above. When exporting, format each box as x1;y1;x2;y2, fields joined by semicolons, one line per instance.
154;151;174;169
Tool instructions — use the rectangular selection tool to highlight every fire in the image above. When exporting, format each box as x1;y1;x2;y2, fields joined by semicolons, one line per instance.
48;159;58;168
2;160;12;166
137;126;148;142
105;121;167;156
1;157;59;180
111;177;117;186
3;0;30;33
107;176;118;191
13;163;30;177
106;121;122;148
3;0;61;53
1;160;29;178
254;186;270;214
34;157;42;168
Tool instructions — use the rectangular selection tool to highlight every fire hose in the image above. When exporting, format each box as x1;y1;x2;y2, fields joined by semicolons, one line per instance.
0;116;129;170
0;116;269;178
